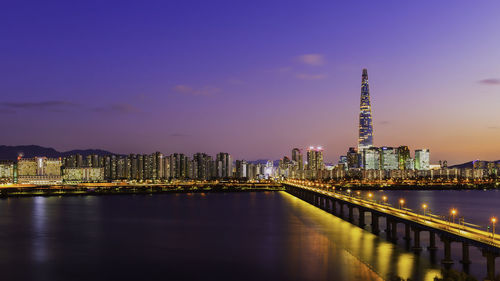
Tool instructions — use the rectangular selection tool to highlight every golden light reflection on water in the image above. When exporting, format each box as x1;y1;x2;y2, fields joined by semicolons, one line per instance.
280;191;442;281
397;253;413;279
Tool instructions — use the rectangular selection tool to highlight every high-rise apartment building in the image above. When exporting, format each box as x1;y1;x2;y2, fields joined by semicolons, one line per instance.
216;153;232;178
291;148;303;170
306;146;324;171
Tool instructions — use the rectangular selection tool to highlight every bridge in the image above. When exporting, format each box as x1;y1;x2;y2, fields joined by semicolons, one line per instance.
283;180;500;280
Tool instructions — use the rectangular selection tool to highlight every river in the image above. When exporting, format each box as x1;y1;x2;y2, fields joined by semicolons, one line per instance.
0;190;497;280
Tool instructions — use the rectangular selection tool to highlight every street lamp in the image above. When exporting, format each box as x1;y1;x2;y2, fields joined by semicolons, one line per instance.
451;209;457;224
357;191;361;197
368;193;373;200
347;189;351;196
492;217;497;239
382;196;387;204
422;204;427;216
399;199;405;209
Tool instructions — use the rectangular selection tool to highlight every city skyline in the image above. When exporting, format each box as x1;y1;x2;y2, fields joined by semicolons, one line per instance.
2;1;500;164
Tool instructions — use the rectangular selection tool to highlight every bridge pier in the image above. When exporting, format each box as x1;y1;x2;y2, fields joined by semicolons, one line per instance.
411;227;422;253
385;218;392;239
404;223;411;241
428;232;438;251
482;250;498;281
440;236;454;265
359;209;366;228
348;205;354;222
371;213;380;234
339;202;344;218
460;242;471;265
391;220;398;242
331;199;337;215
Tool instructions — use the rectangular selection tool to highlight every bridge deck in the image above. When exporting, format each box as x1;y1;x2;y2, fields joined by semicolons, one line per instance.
284;182;500;253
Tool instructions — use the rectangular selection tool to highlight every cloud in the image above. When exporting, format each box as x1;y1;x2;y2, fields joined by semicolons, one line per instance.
296;54;325;66
488;126;499;130
478;78;500;85
173;85;220;96
295;73;327;80
380;121;390;125
92;103;141;114
0;100;79;112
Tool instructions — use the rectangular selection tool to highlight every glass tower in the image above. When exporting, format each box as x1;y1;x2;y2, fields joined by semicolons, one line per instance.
358;68;374;151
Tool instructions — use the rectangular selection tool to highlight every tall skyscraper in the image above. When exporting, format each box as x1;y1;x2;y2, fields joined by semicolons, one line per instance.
306;146;324;171
358;68;374;152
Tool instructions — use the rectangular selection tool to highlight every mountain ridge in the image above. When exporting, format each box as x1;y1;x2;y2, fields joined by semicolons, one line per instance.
0;145;119;161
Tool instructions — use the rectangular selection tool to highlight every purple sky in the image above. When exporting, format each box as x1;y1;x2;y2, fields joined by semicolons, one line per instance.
1;1;500;164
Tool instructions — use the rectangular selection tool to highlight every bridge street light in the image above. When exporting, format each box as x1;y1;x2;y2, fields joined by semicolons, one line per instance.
382;196;387;205
492;217;497;239
451;209;457;224
399;199;405;209
422;204;428;216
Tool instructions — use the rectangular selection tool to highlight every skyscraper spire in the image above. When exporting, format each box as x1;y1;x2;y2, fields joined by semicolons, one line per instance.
358;68;373;151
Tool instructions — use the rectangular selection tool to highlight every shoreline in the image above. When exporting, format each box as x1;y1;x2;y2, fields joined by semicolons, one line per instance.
0;185;284;198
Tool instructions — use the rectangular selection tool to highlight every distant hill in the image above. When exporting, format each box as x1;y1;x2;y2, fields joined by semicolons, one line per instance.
0;145;118;161
448;160;500;169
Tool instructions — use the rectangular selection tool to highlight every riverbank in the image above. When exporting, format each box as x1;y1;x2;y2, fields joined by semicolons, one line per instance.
0;185;284;198
333;183;499;191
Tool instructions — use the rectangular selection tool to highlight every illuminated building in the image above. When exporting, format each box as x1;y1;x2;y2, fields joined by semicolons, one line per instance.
193;153;212;180
306;146;324;171
358;68;374;152
415;149;430;170
236;160;248;179
291;148;303;170
264;160;274;178
0;160;15;183
405;158;415;170
216;152;232;178
397;146;410;170
62;167;104;183
246;163;257;180
17;157;62;184
347;147;361;169
363;147;380;170
380;147;398;170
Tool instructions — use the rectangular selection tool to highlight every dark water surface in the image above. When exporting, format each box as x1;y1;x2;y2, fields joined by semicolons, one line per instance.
0;191;481;281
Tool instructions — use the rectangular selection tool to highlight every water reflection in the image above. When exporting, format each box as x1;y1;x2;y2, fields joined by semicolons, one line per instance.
0;192;450;281
32;197;47;263
281;192;442;281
